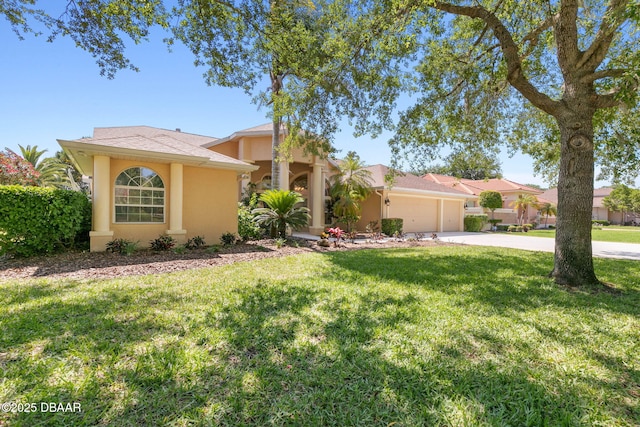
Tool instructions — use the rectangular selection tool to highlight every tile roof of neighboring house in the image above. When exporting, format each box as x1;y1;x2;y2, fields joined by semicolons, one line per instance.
58;126;256;175
539;187;614;208
366;165;471;198
423;173;544;196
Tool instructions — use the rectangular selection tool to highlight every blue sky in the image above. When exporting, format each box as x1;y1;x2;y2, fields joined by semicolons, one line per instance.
0;20;618;189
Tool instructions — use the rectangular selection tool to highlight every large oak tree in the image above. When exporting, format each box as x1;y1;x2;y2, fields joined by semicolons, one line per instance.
295;0;639;288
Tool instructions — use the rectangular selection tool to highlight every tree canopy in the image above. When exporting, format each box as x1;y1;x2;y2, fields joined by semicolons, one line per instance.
290;0;640;287
419;149;503;180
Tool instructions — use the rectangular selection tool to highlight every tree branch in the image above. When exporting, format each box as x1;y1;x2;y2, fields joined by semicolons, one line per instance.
432;1;560;115
575;0;628;71
581;68;627;84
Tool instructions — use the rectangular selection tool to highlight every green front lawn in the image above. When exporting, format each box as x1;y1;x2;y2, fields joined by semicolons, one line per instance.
1;247;639;426
519;227;640;244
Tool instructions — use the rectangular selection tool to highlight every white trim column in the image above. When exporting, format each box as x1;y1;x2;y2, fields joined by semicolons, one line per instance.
89;155;113;251
309;160;324;235
167;162;187;243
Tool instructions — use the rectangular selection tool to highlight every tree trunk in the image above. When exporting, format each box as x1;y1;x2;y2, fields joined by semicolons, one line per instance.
550;113;600;287
271;116;281;190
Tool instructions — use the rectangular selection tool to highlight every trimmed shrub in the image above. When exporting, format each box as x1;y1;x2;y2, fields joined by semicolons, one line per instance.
0;185;91;257
496;224;511;232
381;218;403;236
106;238;138;255
185;235;206;250
464;214;488;232
220;232;238;246
592;220;610;226
150;235;176;251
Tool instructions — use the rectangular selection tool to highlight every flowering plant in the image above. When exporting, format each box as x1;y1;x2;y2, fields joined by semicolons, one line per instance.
327;227;345;247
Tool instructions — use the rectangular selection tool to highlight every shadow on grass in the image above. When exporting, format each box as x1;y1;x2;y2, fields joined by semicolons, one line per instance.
1;248;638;426
322;247;640;316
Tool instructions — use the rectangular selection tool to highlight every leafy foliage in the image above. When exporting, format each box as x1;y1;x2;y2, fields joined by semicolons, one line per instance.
220;232;238;246
150;235;176;252
0;149;39;186
478;190;503;218
329;151;373;232
510;194;540;225
419;148;503;180
464;214;488;232
539;202;558;227
602;184;640;217
252;189;310;238
185;235;206;250
18;144;74;189
0;185;91;256
105;238;138;256
381;218;403;236
238;193;263;241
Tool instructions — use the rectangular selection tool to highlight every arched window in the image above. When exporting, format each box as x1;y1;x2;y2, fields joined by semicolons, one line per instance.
114;167;165;223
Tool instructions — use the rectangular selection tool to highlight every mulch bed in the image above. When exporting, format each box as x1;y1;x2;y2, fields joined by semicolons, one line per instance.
0;238;447;281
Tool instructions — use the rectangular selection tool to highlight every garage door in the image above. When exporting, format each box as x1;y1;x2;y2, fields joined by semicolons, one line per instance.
443;200;462;231
388;195;438;233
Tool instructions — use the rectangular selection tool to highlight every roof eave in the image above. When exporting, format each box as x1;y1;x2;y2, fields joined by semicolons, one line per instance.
58;139;258;175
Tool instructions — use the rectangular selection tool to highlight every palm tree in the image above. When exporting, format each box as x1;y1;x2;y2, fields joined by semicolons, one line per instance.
538;202;557;228
510;193;539;225
252;189;311;238
18;145;72;188
329;151;373;232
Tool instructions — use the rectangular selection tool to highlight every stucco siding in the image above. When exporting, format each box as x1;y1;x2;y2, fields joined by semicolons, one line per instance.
183;166;238;242
356;193;382;231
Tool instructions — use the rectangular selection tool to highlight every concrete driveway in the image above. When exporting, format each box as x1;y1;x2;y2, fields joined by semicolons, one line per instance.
437;232;640;261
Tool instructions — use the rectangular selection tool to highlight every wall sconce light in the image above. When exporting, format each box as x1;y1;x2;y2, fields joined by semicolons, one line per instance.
384;197;390;206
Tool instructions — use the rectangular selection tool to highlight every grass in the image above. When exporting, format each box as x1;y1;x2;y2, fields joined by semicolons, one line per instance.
518;227;640;244
1;246;639;426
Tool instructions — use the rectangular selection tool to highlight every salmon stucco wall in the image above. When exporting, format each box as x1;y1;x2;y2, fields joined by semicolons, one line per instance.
183;166;239;242
109;159;170;245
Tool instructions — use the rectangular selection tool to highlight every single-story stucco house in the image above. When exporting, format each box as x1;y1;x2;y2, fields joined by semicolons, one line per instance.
59;125;474;251
58;126;258;252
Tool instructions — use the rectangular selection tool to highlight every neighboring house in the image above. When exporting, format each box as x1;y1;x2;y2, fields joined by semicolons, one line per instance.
423;174;544;224
540;187;625;224
58;126;258;252
358;166;472;233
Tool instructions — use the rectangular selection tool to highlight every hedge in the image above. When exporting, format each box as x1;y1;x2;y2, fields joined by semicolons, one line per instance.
0;185;91;257
592;220;610;226
464;214;488;232
381;218;403;236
